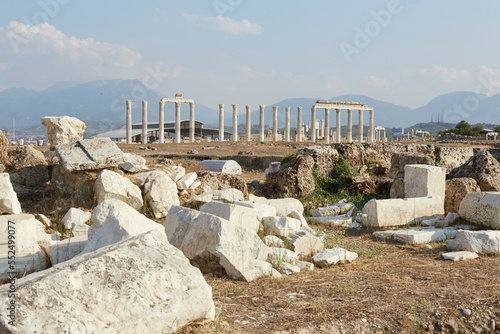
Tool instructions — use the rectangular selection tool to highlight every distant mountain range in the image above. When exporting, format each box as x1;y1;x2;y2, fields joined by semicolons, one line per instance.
1;79;499;132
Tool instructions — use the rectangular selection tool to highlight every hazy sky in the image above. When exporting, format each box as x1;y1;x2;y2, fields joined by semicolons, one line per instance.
1;1;500;109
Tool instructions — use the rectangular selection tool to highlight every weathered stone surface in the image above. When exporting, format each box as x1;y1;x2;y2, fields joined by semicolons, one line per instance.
263;235;284;247
164;206;272;281
442;251;479;261
234;201;277;222
177;172;198;190
296;260;315;271
142;170;180;219
458;192;500;229
7;146;49;187
200;201;260;232
390;177;405;199
435;146;474;172
200;160;242;175
81;199;164;255
0;173;21;214
404;164;446;199
41;235;88;265
41;115;86;149
313;200;354;217
268;247;299;264
57;137;127;172
265;162;281;177
312;248;358;268
120;161;149;173
309;215;352;227
288;230;324;256
389;153;433;179
279;262;301;275
266;154;316;198
123;152;146;166
253;197;304;216
288;209;309;229
0;131;9;166
373;227;457;244
62;208;92;230
302;146;339;177
0;230;215;333
94;169;143;211
195;188;244;203
197;171;248;199
263;216;301;237
445;178;480;214
449;150;500;191
446;230;500;254
0;214;49;278
362;197;444;227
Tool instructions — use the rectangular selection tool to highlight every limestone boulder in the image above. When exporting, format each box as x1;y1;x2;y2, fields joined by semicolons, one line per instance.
445;178;480;214
40;235;88;265
404;164;446;199
302;146;339;177
94;169;143;211
80;199;164;255
389;153;433;179
0;230;215;333
446;230;500;254
448;149;500;191
268;247;299;264
164;206;274;281
200;201;260;232
7;146;49;187
177;172;198;190
252;197;304;216
41;115;86;149
312;247;358;268
266;154;315;198
199;160;242;175
458;192;500;229
194;188;244;203
0;214;49;279
0;131;9;167
62;208;92;230
389;177;405;199
123;152;146;166
141;170;180;219
263;235;284;248
0;173;22;214
288;230;324;256
313;200;354;217
197;171;248;199
263;216;301;237
435;146;474;172
234;201;277;222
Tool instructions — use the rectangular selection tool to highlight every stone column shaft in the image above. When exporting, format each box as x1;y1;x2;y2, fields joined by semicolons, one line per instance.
232;104;238;142
142;100;148;144
272;106;278;141
259;105;265;142
311;107;316;142
285;106;290;142
189;102;195;143
126;100;132;144
336;108;341;143
219;104;224;142
245;105;251;142
324;108;330;144
358;109;364;143
175;102;181;143
159;100;165;144
369;109;375;143
297;107;303;142
347;109;353;143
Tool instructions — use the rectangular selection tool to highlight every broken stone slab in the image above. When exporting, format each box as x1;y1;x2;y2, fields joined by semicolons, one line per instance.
251;197;304;216
200;201;260;233
421;215;445;227
445;178;480;214
442;251;479;261
123;152;146;166
310;215;352;227
288;209;309;229
0;173;22;214
0;214;49;279
40;235;88;265
312;247;358;268
120;161;149;173
141;170;180;219
279;262;301;275
0;230;215;333
373;227;457;244
177;172;197;191
41;115;86;150
173;165;186;182
200;160;242;175
361;196;444;227
265;162;281;177
80;199;165;255
446;230;500;254
263;216;302;237
94;169;143;211
190;180;201;190
404;164;446;199
288;230;324;256
164;206;273;281
234;201;277;222
448;149;500;191
458;192;500;229
435;212;460;228
268;247;299;265
263;235;285;248
389;153;434;179
8;145;49;187
56;137;127;172
194;188;244;203
61;208;92;230
312;200;354;217
296;260;315;271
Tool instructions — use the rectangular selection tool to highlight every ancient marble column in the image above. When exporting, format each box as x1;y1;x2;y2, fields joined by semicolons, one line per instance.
324;108;330;144
189;102;195;143
311;106;317;142
232;104;238;142
297;107;303;142
259;105;265;142
285;106;290;142
319;119;325;139
175;102;181;143
219;104;224;141
272;106;278;141
142;100;148;144
245;105;251;142
336;108;341;143
369;109;375;143
347;109;353;143
126;100;132;144
159;99;165;144
358;109;364;143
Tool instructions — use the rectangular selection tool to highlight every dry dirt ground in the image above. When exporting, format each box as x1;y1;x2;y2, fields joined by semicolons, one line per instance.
118;141;500;334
